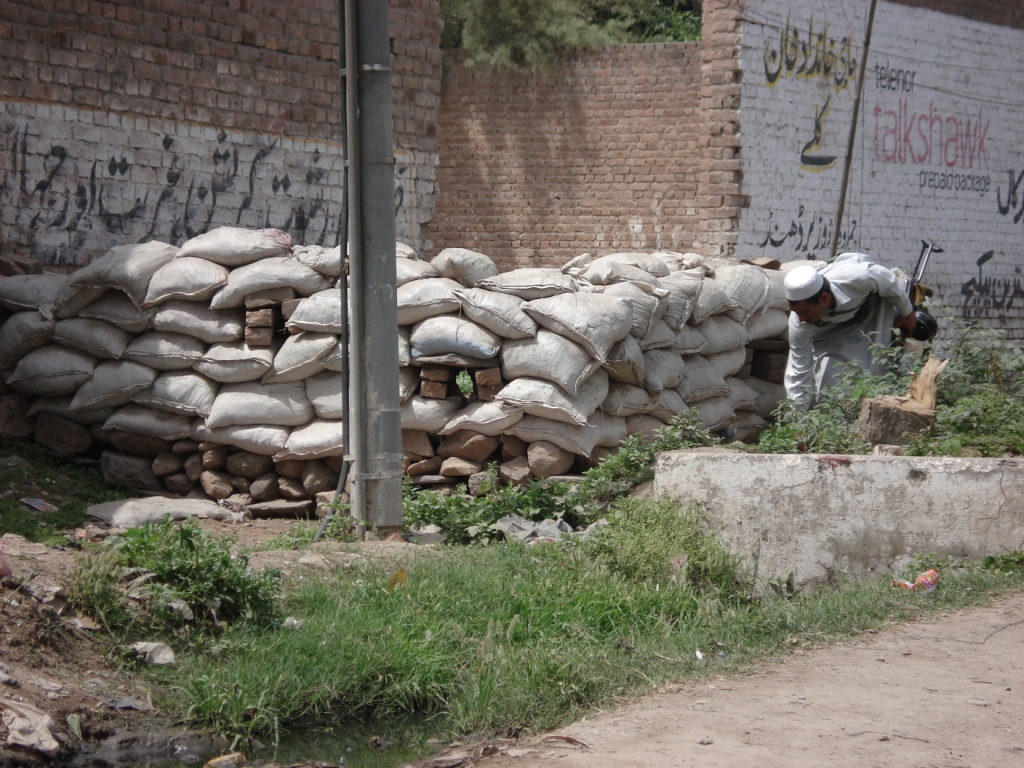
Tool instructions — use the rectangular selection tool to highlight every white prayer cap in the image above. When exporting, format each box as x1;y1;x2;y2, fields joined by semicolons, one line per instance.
784;266;825;301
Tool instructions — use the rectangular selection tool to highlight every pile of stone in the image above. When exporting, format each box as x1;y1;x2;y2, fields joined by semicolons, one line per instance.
0;228;791;509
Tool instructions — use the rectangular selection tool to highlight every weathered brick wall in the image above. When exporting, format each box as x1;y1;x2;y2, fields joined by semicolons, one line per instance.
737;0;1024;337
0;0;442;265
430;43;704;271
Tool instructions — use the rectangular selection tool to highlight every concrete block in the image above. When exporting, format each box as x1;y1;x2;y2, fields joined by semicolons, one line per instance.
654;450;1024;590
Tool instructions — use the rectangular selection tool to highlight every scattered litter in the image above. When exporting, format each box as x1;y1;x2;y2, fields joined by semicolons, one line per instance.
542;735;591;749
283;617;303;629
19;498;58;513
129;642;176;665
1;698;60;757
492;514;573;542
204;753;246;768
893;569;940;592
0;541;11;579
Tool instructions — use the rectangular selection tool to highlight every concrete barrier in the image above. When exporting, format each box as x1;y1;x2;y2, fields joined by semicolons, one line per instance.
653;450;1024;590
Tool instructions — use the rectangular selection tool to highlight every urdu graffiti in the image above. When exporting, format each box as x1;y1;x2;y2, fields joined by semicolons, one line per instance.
757;203;859;257
997;168;1024;225
763;16;858;92
960;250;1024;321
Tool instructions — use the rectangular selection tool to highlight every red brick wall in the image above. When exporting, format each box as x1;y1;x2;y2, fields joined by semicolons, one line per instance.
430;43;704;270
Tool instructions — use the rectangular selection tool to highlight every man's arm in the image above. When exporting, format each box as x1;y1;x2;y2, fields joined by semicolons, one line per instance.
784;313;815;410
865;262;915;318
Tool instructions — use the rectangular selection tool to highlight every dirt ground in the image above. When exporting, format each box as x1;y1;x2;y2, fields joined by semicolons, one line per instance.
2;517;1024;768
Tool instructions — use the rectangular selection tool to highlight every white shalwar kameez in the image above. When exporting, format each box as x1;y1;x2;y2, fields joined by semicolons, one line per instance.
784;253;914;409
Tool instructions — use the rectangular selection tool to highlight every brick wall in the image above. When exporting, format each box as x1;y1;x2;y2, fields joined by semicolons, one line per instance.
429;43;704;271
0;0;442;265
737;0;1024;337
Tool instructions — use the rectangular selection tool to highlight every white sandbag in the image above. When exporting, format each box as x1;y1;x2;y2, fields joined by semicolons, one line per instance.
501;330;601;397
123;332;206;371
262;332;336;383
496;369;608;426
744;376;788;418
587;252;671;278
689;277;739;324
275;419;345;460
396;242;418;259
52;318;132;360
26;396;114;426
440;400;524;437
676;355;729;404
642;349;686;393
206;381;313;429
285;289;344;334
400;395;463;432
131;371;218;417
204;424;290;455
69;241;179;307
0;312;53;368
152;301;245;343
602;382;656;417
650;388;688;423
396;278;463;325
705;347;747;379
730;411;771;442
193;342;276;383
430;248;499;287
53;284;107;320
697;315;749;356
602;281;666;339
763;268;791;311
398;366;418;403
70;360;158;410
0;273;67;312
6;345;97;397
523;293;632;364
659;268;705;330
693;394;738;432
79;291;155;333
640;319;676;351
509;415;604;457
560;252;592;277
396;257;438;286
582;259;663;288
673;323;707;355
603;335;645;386
397;327;411;367
293;244;343;277
716;265;770;324
176;226;292;266
305;371;346;418
143;257;229;305
626;413;665;438
453;288;537;339
103;404;195;440
745;307;790;341
210;256;333;309
591;410;629;448
410;316;502;361
724;376;761;411
475;268;578;300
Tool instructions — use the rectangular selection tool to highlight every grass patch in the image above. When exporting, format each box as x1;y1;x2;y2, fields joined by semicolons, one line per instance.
0;440;133;545
132;500;1024;744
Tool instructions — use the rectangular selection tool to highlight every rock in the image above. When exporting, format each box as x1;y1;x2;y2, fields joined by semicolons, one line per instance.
402;429;435;459
221;494;253;514
199;470;234;500
34;412;92;456
162;472;194;496
0;393;34;439
278;476;308;500
274;459;305;479
202;446;229;471
247;499;315;518
225;451;274;480
499;456;532;486
302;460;338;496
249;474;280;502
500;433;528;460
184;453;204;482
171;439;201;454
467;470;495;497
440;457;482;477
438;430;499;463
230;475;251;493
152;452;185;477
103;429;171;457
101;451;162;491
407;456;443;476
527;440;574;479
322;454;344;473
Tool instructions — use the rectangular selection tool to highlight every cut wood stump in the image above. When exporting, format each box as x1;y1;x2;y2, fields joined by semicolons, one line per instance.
856;357;949;445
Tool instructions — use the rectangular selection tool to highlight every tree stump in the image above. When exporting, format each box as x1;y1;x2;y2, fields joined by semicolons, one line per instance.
856;357;949;446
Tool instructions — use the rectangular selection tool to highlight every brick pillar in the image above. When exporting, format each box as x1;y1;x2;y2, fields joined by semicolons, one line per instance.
695;0;745;265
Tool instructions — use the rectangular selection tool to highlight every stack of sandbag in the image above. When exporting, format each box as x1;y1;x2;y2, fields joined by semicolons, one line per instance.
396;247;792;492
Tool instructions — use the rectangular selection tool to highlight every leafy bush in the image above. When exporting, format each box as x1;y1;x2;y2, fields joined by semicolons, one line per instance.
70;517;282;640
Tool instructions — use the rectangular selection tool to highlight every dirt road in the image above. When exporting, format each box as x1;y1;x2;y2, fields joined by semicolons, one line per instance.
474;594;1024;768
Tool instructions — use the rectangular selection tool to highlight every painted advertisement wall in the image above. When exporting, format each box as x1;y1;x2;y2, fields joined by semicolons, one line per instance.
739;0;1024;337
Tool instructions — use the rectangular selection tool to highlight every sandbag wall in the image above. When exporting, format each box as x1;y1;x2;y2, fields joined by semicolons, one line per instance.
0;229;791;508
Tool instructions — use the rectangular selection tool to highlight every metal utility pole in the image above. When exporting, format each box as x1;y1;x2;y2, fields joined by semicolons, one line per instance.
339;0;402;534
831;0;878;260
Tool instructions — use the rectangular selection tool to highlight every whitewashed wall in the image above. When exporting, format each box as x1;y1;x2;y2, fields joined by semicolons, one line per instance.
738;1;1024;337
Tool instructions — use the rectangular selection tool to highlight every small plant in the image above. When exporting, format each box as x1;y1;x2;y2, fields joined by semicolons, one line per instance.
455;369;475;396
69;517;282;640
